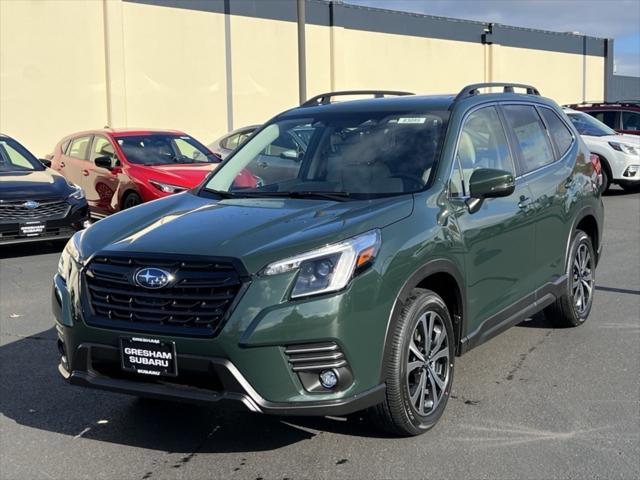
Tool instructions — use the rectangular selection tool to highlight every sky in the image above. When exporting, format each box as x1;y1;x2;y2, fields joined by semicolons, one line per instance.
343;0;640;76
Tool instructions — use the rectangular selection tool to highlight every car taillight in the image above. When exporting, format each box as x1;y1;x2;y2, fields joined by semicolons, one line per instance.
590;154;602;175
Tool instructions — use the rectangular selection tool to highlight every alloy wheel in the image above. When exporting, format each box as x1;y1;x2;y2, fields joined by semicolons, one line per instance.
573;243;594;315
406;311;450;416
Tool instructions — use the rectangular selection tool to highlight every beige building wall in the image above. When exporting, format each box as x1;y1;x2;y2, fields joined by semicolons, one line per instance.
0;0;108;157
228;15;299;127
119;1;228;143
585;55;606;103
331;28;486;96
305;24;333;96
491;45;606;105
0;0;608;157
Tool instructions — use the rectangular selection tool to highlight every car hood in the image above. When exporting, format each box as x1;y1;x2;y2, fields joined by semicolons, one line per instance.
79;191;414;274
134;163;219;187
0;169;72;200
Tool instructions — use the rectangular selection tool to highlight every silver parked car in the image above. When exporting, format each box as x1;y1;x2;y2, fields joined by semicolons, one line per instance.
209;125;259;159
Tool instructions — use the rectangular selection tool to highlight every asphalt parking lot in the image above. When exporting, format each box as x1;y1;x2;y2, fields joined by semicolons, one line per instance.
1;188;638;480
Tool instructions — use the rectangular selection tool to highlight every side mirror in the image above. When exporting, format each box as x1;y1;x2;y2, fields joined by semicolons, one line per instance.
39;158;52;168
466;168;515;214
280;150;299;161
94;155;114;170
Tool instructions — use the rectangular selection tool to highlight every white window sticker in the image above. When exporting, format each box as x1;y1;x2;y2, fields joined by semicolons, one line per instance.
397;117;426;124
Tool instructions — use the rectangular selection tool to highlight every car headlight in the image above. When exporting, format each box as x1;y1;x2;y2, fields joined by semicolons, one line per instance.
67;182;85;200
57;232;84;281
608;142;639;156
262;230;381;298
149;179;187;194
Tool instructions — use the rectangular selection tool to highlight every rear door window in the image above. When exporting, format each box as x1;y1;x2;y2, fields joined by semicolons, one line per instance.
502;105;555;174
68;136;92;160
621;111;640;132
539;108;574;158
590;110;618;129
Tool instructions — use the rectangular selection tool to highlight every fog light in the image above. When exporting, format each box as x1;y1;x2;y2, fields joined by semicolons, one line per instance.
57;339;68;370
319;369;338;389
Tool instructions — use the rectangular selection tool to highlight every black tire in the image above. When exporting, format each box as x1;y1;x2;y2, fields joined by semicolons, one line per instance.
371;288;455;436
544;230;595;327
598;156;611;193
122;192;142;209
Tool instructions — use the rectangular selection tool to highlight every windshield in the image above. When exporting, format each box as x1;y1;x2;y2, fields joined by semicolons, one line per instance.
0;137;44;173
115;134;218;166
567;112;617;137
203;110;449;199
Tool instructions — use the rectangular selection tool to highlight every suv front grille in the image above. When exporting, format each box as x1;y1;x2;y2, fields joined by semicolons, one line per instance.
0;199;70;221
84;254;244;337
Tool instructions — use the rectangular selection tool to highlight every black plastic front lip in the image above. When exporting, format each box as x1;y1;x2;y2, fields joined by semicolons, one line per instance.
59;343;386;416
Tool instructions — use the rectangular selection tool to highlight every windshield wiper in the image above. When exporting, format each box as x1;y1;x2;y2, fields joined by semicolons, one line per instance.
289;191;351;201
203;188;238;199
240;191;352;202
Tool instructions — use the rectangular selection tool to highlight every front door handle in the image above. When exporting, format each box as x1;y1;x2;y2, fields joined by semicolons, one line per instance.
60;161;65;168
518;195;531;209
82;169;90;176
257;161;268;168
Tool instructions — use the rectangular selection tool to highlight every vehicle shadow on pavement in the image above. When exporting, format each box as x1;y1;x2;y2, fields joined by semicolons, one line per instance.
0;240;66;259
516;311;554;329
0;328;389;454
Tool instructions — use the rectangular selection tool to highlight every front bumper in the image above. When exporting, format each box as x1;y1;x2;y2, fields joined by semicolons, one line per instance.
56;341;385;416
0;200;88;245
52;256;394;416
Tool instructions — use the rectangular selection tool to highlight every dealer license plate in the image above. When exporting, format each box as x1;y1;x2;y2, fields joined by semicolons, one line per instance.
20;221;45;237
120;336;177;377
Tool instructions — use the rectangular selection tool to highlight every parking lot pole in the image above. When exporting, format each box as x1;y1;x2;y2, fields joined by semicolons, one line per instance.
297;0;307;104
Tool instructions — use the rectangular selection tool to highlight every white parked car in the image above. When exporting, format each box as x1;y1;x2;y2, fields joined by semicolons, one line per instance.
564;108;640;192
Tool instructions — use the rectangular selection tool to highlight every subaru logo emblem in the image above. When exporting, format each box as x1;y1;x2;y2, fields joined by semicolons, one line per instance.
134;267;173;289
23;200;40;209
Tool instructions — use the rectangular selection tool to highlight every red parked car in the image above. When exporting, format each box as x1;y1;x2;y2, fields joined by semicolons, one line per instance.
49;129;223;218
566;102;640;136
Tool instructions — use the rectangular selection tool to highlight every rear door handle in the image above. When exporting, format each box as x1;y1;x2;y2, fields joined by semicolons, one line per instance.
82;169;90;176
257;161;268;168
60;161;65;168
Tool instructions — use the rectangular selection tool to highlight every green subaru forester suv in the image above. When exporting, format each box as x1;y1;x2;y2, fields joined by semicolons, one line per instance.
53;84;604;436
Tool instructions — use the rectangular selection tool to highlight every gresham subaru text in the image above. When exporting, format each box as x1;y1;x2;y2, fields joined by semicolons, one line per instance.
53;84;604;436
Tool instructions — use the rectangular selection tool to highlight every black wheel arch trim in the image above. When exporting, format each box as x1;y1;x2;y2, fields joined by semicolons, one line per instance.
379;258;467;383
567;205;603;267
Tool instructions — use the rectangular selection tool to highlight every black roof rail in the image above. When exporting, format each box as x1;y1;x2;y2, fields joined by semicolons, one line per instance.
568;100;639;106
453;82;541;103
301;90;414;107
